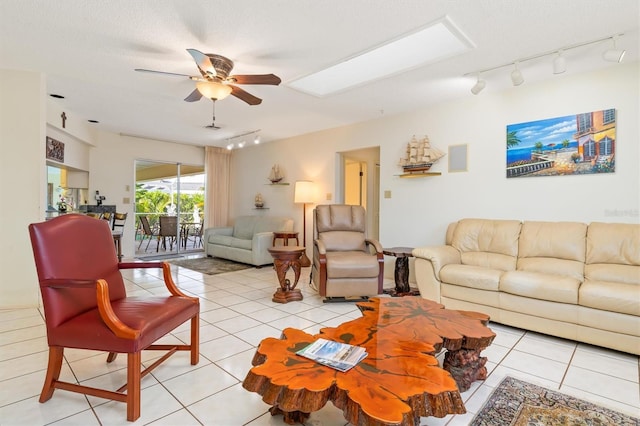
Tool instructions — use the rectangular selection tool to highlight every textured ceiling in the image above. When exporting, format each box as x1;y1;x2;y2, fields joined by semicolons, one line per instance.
1;0;638;148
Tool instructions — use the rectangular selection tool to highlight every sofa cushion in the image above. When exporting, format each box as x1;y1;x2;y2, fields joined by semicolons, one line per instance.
210;234;234;247
586;222;640;266
231;238;252;250
439;264;502;291
451;219;521;270
325;251;379;278
232;216;257;239
500;270;580;304
580;280;640;316
517;221;587;282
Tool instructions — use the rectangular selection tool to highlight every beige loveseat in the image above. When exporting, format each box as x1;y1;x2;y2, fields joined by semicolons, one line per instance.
204;216;294;266
413;218;640;355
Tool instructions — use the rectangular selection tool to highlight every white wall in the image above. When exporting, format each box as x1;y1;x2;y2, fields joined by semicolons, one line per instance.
0;69;46;307
230;63;639;265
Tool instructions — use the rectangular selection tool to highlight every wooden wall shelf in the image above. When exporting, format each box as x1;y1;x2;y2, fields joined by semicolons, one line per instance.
397;172;442;178
266;182;290;186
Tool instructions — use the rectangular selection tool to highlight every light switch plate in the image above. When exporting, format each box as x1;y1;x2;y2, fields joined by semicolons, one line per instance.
123;197;130;204
384;190;392;199
326;193;332;200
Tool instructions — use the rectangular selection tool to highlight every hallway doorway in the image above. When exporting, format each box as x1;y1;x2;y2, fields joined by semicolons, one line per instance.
339;146;380;240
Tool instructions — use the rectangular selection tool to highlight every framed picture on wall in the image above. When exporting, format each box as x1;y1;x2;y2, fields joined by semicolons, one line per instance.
448;144;468;172
506;109;616;178
46;137;65;162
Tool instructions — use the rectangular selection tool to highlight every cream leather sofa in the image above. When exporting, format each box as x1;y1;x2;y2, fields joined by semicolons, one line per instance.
413;218;640;355
204;216;293;266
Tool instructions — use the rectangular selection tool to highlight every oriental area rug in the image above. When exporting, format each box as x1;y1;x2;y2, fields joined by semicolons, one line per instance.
471;376;639;426
168;257;253;275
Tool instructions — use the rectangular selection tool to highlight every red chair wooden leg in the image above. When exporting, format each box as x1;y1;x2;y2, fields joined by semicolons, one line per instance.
40;347;64;402
190;314;200;365
126;352;141;422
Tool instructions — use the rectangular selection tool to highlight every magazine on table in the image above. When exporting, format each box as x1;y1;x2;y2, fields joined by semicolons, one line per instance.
296;338;367;372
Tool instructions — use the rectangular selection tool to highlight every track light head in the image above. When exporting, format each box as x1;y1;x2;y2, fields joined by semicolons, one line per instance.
471;75;486;95
603;36;626;63
510;63;524;86
553;51;566;74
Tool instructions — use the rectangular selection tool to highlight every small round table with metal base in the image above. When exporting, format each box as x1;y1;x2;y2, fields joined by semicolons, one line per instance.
268;246;305;303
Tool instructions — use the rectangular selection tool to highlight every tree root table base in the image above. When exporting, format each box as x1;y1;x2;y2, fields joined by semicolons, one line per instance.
243;297;495;425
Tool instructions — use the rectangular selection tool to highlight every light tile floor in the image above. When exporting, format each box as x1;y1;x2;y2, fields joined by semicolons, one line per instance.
1;259;638;425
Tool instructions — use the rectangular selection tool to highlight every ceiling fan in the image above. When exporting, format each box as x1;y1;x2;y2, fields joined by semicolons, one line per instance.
135;49;281;106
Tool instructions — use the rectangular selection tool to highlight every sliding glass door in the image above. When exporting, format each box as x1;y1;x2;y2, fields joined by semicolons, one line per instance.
135;160;205;258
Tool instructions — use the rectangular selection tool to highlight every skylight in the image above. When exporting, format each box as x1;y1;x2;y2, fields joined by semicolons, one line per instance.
287;16;474;97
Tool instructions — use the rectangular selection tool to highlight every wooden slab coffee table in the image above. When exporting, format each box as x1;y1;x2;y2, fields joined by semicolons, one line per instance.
243;297;495;425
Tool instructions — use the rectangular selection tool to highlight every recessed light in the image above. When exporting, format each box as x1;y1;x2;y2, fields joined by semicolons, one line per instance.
88;119;99;123
49;94;65;99
287;16;474;97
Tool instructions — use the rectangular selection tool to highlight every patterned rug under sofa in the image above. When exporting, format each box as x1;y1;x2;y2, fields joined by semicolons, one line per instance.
471;376;639;425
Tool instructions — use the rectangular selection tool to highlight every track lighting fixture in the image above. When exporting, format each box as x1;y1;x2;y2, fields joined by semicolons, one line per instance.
553;51;566;74
510;62;524;86
603;37;626;63
224;129;261;150
465;33;624;94
471;74;486;95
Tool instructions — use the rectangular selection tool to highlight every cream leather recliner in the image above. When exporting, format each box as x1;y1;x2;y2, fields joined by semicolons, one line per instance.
312;204;384;301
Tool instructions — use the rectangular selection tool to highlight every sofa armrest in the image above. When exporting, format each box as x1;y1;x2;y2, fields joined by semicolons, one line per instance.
412;245;461;279
204;226;233;242
412;245;460;303
251;232;275;261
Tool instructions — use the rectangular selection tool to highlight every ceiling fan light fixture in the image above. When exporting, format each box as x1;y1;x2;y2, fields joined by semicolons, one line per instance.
254;135;261;144
196;81;232;100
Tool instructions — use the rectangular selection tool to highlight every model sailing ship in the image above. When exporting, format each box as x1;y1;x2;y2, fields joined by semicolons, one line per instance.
268;164;284;183
398;135;446;173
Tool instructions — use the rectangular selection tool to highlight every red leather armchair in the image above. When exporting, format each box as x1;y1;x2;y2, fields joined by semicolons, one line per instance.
28;214;199;422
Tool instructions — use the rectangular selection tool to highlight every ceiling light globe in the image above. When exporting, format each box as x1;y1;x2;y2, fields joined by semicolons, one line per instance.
196;81;232;100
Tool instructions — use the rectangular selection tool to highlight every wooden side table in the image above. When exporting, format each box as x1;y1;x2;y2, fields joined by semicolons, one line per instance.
267;246;305;303
383;247;420;296
272;231;299;247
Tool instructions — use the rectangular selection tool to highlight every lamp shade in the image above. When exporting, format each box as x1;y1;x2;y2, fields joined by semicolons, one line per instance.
294;180;315;204
195;81;232;100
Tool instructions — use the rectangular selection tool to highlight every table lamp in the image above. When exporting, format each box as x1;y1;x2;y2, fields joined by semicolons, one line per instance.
294;180;314;267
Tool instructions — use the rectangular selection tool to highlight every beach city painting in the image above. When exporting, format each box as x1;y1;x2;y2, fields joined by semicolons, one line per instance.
506;109;616;178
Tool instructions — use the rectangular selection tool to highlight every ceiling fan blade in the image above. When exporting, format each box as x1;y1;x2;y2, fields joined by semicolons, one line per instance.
135;68;193;78
230;85;262;105
186;48;216;79
184;89;203;102
230;74;281;85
